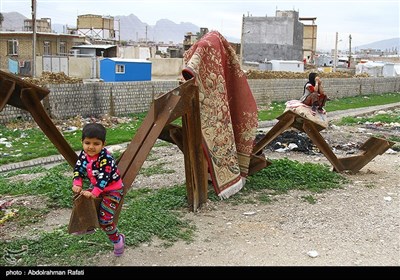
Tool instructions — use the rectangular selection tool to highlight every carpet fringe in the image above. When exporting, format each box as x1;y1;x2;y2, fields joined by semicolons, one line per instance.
218;177;246;200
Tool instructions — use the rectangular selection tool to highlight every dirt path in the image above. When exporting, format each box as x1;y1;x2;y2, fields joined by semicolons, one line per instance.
90;149;399;266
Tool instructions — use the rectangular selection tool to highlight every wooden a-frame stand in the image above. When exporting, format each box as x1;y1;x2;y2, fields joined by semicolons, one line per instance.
253;110;395;173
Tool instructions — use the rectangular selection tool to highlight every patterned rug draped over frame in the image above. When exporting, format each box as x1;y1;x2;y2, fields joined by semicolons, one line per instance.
182;31;258;199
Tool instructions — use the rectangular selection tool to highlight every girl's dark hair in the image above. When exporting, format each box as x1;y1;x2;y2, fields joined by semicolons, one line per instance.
308;72;317;86
304;72;317;93
82;123;106;142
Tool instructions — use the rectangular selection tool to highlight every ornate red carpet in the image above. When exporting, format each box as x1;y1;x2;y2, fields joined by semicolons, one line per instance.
182;31;258;199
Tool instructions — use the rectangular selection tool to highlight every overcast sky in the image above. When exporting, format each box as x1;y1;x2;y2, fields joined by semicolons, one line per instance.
1;0;399;50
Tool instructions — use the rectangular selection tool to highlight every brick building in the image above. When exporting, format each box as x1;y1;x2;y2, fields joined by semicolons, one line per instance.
0;31;85;75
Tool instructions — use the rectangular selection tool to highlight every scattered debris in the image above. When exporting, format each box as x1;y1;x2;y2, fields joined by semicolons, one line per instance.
242;211;257;216
0;199;15;210
0;209;17;225
307;250;319;258
385;149;397;154
259;130;316;154
4;114;135;132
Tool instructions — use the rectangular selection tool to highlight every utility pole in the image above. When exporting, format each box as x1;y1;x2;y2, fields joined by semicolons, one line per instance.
348;34;352;68
333;32;338;72
31;0;37;77
118;18;121;45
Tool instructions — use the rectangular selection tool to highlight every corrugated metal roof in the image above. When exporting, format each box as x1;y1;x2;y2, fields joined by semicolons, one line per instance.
72;44;116;49
103;58;151;63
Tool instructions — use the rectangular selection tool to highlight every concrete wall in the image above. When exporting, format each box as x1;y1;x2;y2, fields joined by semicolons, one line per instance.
149;58;184;77
45;80;178;119
34;56;99;79
119;45;158;60
242;10;304;63
1;77;399;124
34;56;183;79
69;57;99;78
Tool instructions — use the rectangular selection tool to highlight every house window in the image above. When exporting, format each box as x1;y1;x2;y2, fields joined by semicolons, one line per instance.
7;40;18;55
44;41;51;55
59;41;67;56
115;64;125;74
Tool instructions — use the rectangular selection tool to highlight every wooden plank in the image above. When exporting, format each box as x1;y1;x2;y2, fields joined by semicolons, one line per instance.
0;78;15;111
118;93;182;190
248;153;270;176
337;137;395;173
0;70;49;110
252;111;296;154
301;120;344;172
181;87;207;211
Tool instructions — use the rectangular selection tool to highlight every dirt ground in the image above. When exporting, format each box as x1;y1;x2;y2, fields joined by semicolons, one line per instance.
1;116;399;267
96;125;399;267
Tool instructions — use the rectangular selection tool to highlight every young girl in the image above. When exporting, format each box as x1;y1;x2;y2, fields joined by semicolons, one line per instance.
300;72;329;115
72;123;125;257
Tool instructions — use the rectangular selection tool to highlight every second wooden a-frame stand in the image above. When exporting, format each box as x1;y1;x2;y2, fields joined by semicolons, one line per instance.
253;110;394;173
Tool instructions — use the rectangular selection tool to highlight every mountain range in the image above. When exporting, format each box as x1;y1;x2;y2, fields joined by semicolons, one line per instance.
355;38;400;51
114;14;200;43
0;11;201;44
1;11;398;50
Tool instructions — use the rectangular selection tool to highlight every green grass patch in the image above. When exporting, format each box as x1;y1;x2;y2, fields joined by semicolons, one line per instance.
0;163;73;208
208;158;348;205
139;162;176;177
0;126;62;165
257;92;400;122
245;158;347;194
0;180;195;266
119;186;195;248
0;116;144;165
324;92;400;112
258;101;287;121
335;111;400;126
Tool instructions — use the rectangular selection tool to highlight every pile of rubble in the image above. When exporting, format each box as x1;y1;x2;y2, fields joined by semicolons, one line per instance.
3;114;134;132
19;70;371;87
22;72;83;87
54;114;134;133
246;70;370;79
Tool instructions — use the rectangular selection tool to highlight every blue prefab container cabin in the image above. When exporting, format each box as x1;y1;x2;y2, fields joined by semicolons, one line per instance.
100;58;152;82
